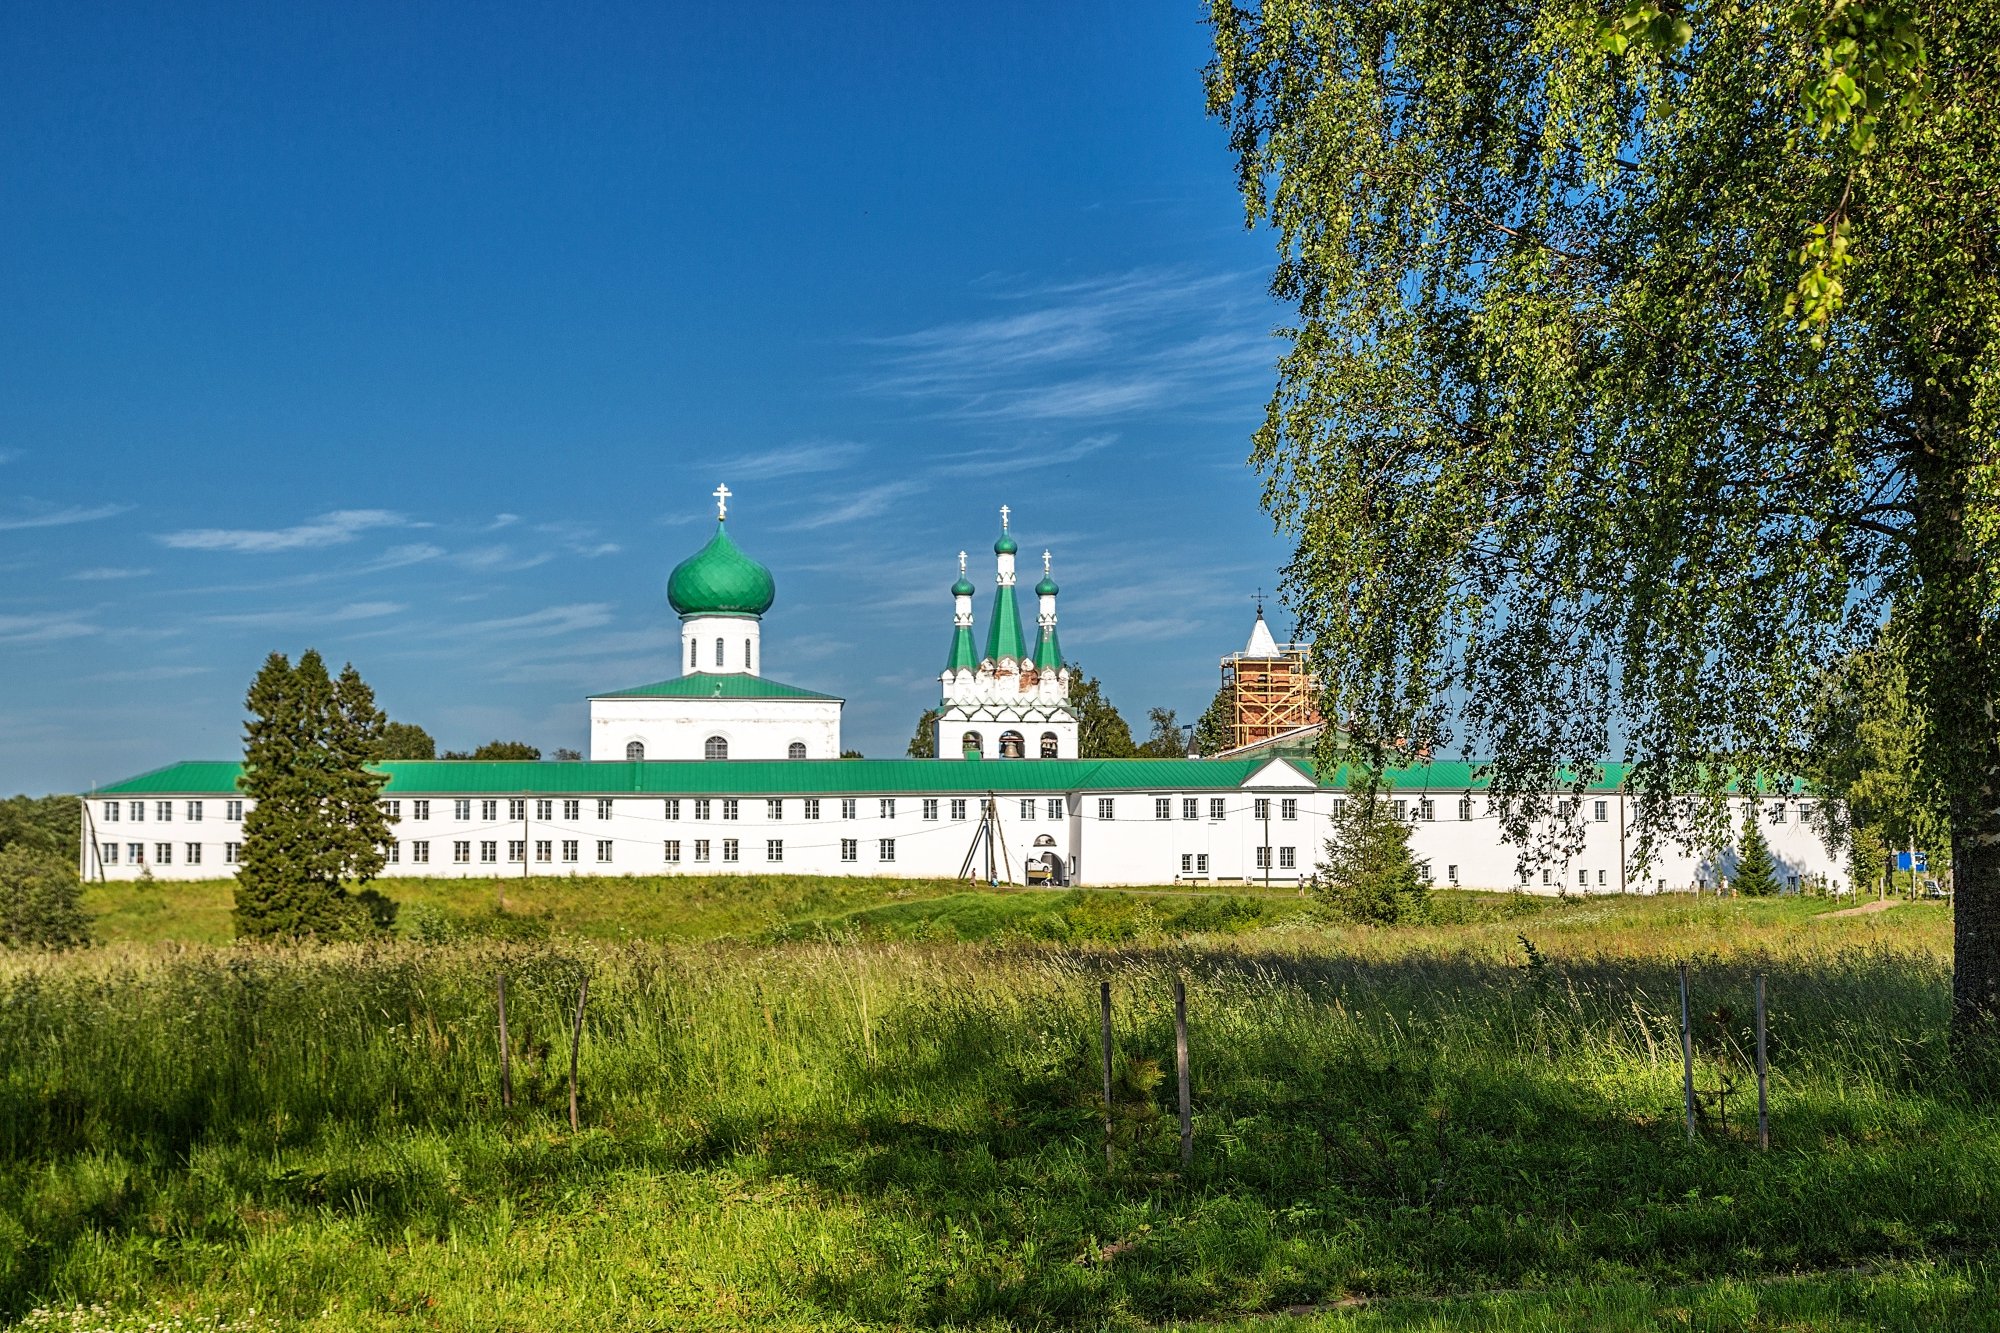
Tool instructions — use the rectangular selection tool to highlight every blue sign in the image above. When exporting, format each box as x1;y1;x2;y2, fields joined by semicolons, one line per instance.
1895;851;1930;872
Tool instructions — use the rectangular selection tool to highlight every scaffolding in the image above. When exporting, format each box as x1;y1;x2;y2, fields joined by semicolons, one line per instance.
1219;644;1321;751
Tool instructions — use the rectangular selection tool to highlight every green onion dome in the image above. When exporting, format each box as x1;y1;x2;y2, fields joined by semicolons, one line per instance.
1035;573;1059;597
994;531;1018;555
667;523;776;617
952;575;977;598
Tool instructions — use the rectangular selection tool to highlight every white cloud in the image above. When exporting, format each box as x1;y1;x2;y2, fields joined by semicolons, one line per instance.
159;509;409;554
0;503;134;531
203;600;407;627
67;567;153;581
88;664;214;682
0;611;98;643
718;439;868;482
785;481;927;531
465;604;616;638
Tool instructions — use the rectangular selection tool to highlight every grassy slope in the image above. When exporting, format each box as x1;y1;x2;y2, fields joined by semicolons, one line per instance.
6;894;1984;1331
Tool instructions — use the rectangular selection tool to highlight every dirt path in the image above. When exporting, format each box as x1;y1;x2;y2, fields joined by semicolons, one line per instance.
1819;898;1903;919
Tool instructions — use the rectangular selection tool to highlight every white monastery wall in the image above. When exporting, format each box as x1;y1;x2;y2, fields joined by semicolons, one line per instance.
587;696;841;762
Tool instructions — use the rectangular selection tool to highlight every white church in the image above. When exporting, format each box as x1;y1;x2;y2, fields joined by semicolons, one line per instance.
81;488;1853;893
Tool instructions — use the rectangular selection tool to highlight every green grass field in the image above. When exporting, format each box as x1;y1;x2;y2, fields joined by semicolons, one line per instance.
7;883;1990;1330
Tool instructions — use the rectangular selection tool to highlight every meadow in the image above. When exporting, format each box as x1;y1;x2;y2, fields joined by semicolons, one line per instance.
5;884;1994;1330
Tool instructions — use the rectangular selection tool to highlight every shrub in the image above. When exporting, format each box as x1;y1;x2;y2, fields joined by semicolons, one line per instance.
0;845;92;950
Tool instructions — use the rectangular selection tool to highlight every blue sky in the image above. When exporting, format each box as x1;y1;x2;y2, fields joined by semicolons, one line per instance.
0;3;1297;794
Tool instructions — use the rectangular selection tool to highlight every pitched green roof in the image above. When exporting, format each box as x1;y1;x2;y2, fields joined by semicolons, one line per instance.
943;624;978;673
590;675;841;702
93;757;1316;797
666;522;776;618
984;584;1026;662
1034;622;1063;671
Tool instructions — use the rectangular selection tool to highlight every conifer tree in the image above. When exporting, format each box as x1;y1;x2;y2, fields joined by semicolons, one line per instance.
906;708;940;758
1191;683;1235;756
235;650;392;940
1312;777;1430;924
0;844;92;950
1734;807;1782;898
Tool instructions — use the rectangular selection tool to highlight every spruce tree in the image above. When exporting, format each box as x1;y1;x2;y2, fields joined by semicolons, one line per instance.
1190;683;1235;756
906;708;940;758
1312;778;1430;924
1734;807;1782;898
0;844;92;950
235;650;393;940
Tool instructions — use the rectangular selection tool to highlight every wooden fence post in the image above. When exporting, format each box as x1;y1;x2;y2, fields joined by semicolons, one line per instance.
1755;972;1770;1151
1174;977;1192;1168
1099;980;1115;1167
496;972;513;1110
568;974;590;1133
1679;961;1697;1142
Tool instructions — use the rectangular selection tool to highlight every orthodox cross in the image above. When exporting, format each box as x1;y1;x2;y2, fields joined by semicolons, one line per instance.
1252;588;1265;616
713;483;731;520
1043;550;1052;576
999;504;1010;531
958;550;967;577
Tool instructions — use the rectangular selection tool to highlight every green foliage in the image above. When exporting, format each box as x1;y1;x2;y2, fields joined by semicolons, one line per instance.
374;720;436;760
444;740;540;761
1136;706;1186;757
1067;665;1137;757
0;845;91;950
0;794;80;857
1312;779;1431;924
1190;682;1234;755
1808;638;1951;890
1205;0;2000;1029
905;707;940;758
1735;808;1783;897
839;749;863;759
234;651;395;940
777;889;1284;943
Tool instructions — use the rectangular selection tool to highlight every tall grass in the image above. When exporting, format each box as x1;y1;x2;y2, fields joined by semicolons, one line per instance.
1;899;1990;1330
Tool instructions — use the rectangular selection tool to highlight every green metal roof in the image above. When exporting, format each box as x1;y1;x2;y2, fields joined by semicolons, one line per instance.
943;624;978;673
94;756;1316;797
666;522;776;618
984;583;1026;663
590;675;841;701
1034;622;1063;671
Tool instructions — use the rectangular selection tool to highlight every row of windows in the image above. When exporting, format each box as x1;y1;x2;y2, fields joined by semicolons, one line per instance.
100;842;237;865
690;637;757;672
100;800;243;823
1157;797;1302;821
1179;847;1300;874
625;740;814;761
660;838;896;863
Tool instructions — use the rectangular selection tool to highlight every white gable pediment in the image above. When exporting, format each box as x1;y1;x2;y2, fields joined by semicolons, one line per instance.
1240;757;1318;789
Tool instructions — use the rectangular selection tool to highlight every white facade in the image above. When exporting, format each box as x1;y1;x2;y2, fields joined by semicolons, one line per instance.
82;757;1852;893
936;512;1079;760
587;692;842;762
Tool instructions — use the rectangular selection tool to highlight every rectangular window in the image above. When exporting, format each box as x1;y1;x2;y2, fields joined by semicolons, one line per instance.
767;798;784;820
1155;797;1171;820
1771;803;1787;824
722;838;739;862
596;840;613;863
1558;799;1576;820
1332;797;1348;817
841;838;858;862
1598;869;1608;886
1393;799;1409;821
1048;798;1063;820
804;798;821;820
480;841;497;863
722;799;740;820
1279;846;1296;869
664;840;681;863
1209;797;1226;820
186;843;203;865
596;799;614;820
453;841;471;864
156;842;172;865
880;798;896;819
454;799;472;820
128;842;144;864
508;799;525;822
664;799;681;820
536;799;553;821
766;839;783;862
563;799;580;820
1458;796;1474;821
101;842;118;864
1096;798;1114;820
103;802;119;823
187;800;204;822
1254;798;1271;820
923;798;939;820
481;800;498;822
842;798;857;820
1196;853;1210;874
694;839;710;862
130;801;144;822
377;799;398;821
1594;799;1609;822
1541;869;1552;885
410;841;427;864
694;799;712;820
1284;798;1301;821
156;801;172;822
1255;846;1271;870
878;838;895;862
410;800;428;821
1579;869;1589;888
561;839;579;863
1417;799;1434;821
1021;798;1036;820
952;798;968;820
1181;853;1194;874
385;842;398;865
1182;797;1198;820
508;840;525;863
1447;864;1459;884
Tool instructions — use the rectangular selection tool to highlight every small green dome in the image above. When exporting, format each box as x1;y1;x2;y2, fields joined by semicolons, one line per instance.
667;523;775;617
952;575;977;598
1035;574;1059;597
994;531;1018;555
